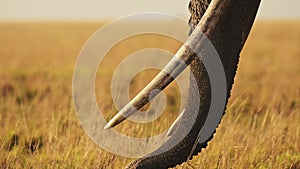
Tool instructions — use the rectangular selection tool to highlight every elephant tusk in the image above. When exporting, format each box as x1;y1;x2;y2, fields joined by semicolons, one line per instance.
166;109;185;137
104;45;197;129
104;0;234;129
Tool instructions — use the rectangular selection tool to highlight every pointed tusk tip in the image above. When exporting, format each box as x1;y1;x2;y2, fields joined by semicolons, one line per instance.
166;130;172;137
103;124;111;130
104;113;127;130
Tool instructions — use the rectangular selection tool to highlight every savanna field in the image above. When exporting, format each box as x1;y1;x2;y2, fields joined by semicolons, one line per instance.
0;21;299;168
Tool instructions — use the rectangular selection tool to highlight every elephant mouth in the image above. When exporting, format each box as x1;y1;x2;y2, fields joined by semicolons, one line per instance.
104;0;233;130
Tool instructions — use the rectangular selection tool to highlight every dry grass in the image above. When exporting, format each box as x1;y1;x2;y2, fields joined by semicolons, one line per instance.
0;21;299;169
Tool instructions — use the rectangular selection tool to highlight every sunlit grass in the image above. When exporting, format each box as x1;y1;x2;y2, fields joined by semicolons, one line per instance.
0;21;299;168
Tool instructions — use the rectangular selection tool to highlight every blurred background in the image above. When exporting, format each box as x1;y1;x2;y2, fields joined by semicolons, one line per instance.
0;1;299;169
1;0;300;21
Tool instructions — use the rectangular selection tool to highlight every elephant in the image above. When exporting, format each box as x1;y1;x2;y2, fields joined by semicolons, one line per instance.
105;0;262;168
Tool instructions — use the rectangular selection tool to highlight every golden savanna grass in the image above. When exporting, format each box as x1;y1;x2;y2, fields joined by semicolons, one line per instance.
0;21;299;168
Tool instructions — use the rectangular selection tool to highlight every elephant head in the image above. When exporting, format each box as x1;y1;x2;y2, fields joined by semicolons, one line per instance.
105;0;261;168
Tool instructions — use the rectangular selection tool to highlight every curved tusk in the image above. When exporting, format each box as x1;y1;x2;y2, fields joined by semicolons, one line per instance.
166;109;185;137
104;0;234;129
104;45;197;129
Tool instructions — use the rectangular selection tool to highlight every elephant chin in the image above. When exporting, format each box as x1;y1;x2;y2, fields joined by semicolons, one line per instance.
120;0;262;168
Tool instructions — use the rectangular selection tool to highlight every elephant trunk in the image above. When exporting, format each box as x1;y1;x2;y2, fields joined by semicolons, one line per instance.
126;57;211;169
124;0;261;168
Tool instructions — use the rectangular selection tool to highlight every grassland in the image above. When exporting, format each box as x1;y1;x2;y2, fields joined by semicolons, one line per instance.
0;21;299;169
